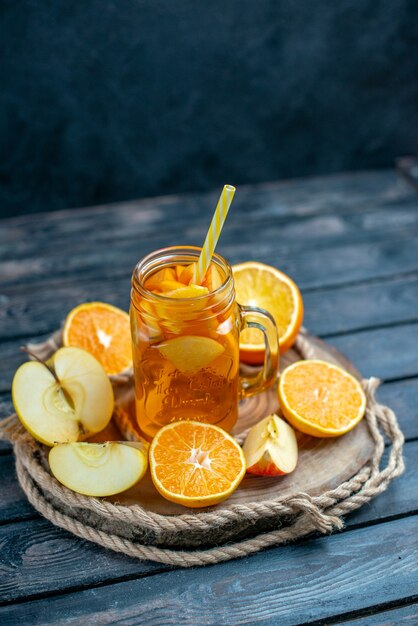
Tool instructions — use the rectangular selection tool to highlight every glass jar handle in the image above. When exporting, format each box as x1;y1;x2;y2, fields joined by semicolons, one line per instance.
238;304;279;399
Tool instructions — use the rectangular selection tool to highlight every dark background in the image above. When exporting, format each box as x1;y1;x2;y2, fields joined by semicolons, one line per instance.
1;0;417;218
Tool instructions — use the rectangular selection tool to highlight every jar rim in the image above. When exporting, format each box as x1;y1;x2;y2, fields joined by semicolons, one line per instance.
131;245;233;306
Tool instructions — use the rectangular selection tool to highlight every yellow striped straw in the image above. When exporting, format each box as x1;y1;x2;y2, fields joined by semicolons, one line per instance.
194;184;236;284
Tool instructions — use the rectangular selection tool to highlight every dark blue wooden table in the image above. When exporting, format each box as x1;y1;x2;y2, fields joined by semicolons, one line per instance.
1;170;417;625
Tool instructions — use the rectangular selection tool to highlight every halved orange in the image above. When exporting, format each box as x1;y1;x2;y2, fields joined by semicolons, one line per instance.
150;421;246;507
279;360;366;438
232;262;303;363
63;302;132;375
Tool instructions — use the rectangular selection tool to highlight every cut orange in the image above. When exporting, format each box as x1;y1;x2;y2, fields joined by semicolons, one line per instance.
150;421;246;507
145;267;177;291
63;302;132;375
178;263;196;285
145;262;223;293
232;262;303;363
279;360;366;437
201;264;223;291
164;284;209;299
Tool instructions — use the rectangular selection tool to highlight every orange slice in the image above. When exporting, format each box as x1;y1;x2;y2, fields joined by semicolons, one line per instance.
201;264;223;291
232;262;303;363
150;421;246;507
145;267;177;291
156;335;224;374
279;360;366;437
148;262;223;291
164;285;209;299
63;302;132;375
178;263;196;285
158;279;186;292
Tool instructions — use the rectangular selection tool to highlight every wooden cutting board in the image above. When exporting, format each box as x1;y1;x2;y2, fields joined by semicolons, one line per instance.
100;331;374;515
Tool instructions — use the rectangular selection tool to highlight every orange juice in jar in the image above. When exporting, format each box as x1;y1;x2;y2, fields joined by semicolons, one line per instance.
130;246;279;441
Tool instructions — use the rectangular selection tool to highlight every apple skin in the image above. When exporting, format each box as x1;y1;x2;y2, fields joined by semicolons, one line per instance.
243;414;298;476
247;453;288;477
12;347;114;446
49;441;148;497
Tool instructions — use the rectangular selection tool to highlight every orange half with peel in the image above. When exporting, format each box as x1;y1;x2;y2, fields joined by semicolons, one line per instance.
63;302;132;375
149;421;246;508
232;262;303;363
279;360;366;437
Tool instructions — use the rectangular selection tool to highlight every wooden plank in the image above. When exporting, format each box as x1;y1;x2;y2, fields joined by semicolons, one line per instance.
261;233;418;291
0;395;13;418
0;437;416;602
1;515;417;625
328;323;418;381
2;272;418;343
2;195;418;264
0;377;415;525
304;275;418;336
343;440;418;527
2;322;417;395
2;215;418;289
377;379;418;441
0;519;163;606
0;395;13;453
0;411;416;529
0;276;131;340
0;456;36;523
0;170;412;247
339;602;418;625
1;356;416;449
0;332;52;393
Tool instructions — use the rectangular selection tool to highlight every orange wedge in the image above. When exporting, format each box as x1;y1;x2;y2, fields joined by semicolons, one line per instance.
150;421;246;507
279;360;366;437
178;263;196;285
146;262;223;292
156;335;224;374
165;285;209;299
63;302;132;375
145;267;177;291
201;264;223;291
232;262;303;363
158;280;186;292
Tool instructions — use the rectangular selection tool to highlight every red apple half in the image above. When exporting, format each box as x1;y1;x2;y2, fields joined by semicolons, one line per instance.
243;414;298;476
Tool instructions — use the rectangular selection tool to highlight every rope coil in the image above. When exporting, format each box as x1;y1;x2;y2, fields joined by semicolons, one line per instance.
0;331;404;567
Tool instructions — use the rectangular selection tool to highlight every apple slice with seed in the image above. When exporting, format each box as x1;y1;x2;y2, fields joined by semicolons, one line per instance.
243;413;298;476
12;347;114;446
49;441;148;496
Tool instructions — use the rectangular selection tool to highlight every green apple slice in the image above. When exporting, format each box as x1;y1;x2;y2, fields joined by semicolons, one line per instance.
52;347;113;434
12;347;114;446
156;335;225;375
49;441;148;496
243;414;298;476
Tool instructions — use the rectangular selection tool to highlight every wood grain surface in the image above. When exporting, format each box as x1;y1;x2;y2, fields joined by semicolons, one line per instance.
1;439;417;607
1;273;418;343
108;333;374;515
1;170;417;624
1;319;417;396
341;603;418;625
1;515;417;625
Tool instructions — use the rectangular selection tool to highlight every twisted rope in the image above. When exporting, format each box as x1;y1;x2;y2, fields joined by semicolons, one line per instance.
1;331;404;567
